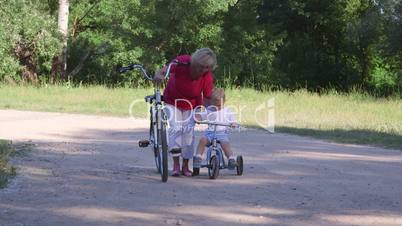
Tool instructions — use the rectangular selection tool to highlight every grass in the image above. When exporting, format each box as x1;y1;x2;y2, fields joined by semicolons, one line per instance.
0;140;16;188
0;84;401;150
226;89;402;149
0;84;150;117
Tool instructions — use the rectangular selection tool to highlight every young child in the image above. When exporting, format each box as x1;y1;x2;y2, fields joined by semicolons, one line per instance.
193;88;238;170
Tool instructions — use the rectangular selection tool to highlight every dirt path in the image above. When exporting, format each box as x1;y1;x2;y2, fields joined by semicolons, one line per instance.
1;110;401;226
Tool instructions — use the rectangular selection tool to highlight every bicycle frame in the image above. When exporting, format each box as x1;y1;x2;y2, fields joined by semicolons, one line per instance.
194;121;243;179
119;61;177;182
147;87;164;148
197;121;239;168
205;125;226;169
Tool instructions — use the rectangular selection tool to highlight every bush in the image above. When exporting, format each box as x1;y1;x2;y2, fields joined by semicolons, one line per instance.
0;1;62;83
0;140;16;188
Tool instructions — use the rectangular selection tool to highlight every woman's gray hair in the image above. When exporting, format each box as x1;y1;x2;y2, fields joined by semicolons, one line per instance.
191;48;217;70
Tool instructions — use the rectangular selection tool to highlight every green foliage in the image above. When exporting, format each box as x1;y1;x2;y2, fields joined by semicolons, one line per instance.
217;0;283;90
0;0;62;82
67;0;236;86
0;24;21;81
0;0;401;95
67;0;152;85
255;0;401;94
0;140;16;188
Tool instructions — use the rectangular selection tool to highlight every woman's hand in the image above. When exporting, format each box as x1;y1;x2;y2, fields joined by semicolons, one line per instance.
194;114;202;123
230;122;238;128
153;69;165;84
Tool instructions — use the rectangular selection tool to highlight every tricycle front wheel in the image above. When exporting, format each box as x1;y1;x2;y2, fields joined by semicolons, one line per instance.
208;156;220;179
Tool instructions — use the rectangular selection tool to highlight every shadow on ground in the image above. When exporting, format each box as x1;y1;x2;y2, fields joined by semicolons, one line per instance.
1;127;402;226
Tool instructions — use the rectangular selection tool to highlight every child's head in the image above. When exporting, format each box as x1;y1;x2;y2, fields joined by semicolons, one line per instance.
210;88;225;109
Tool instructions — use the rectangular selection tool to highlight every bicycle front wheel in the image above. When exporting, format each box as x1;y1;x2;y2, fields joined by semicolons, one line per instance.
150;111;161;174
158;110;168;182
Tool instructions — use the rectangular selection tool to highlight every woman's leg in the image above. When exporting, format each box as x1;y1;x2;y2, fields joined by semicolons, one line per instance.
172;156;180;172
180;109;195;176
182;158;189;169
165;104;182;176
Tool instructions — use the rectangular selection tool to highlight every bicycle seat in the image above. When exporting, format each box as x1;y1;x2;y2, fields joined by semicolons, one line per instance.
206;140;221;147
145;95;164;103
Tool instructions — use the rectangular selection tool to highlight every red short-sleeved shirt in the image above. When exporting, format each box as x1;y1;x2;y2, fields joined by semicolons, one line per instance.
163;55;214;111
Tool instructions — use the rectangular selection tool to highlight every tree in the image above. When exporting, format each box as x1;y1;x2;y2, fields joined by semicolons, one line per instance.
218;0;284;89
257;0;356;90
65;0;236;86
51;0;69;82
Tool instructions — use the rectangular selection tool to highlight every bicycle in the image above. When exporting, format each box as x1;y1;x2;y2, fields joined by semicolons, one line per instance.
192;121;244;179
118;62;177;182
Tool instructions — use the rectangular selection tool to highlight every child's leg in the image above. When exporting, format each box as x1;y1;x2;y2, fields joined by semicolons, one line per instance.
193;136;209;170
220;141;234;159
196;136;209;156
220;141;237;169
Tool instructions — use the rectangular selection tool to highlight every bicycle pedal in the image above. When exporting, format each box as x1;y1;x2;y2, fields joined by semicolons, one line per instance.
138;140;150;148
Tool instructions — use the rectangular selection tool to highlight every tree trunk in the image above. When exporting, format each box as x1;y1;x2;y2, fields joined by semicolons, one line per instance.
57;0;69;81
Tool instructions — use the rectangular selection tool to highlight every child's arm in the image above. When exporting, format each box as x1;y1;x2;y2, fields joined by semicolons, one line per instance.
194;113;203;122
194;106;207;122
225;107;238;128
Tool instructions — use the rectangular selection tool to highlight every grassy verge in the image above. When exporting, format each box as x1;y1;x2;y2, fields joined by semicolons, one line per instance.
225;89;402;149
0;140;16;188
0;84;401;149
0;84;150;117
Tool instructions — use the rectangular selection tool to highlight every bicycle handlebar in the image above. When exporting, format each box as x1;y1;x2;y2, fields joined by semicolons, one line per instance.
118;64;151;79
117;60;178;81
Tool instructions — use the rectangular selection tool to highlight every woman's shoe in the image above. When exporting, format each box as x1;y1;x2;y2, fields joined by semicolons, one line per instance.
181;166;193;177
172;163;180;177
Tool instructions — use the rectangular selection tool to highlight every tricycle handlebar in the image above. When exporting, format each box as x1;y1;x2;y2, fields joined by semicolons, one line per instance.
196;121;240;129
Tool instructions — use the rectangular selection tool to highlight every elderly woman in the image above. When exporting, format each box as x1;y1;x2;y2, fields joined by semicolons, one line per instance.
154;48;217;177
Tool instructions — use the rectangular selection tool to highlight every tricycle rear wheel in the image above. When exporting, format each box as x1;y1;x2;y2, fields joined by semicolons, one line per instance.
236;155;243;176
